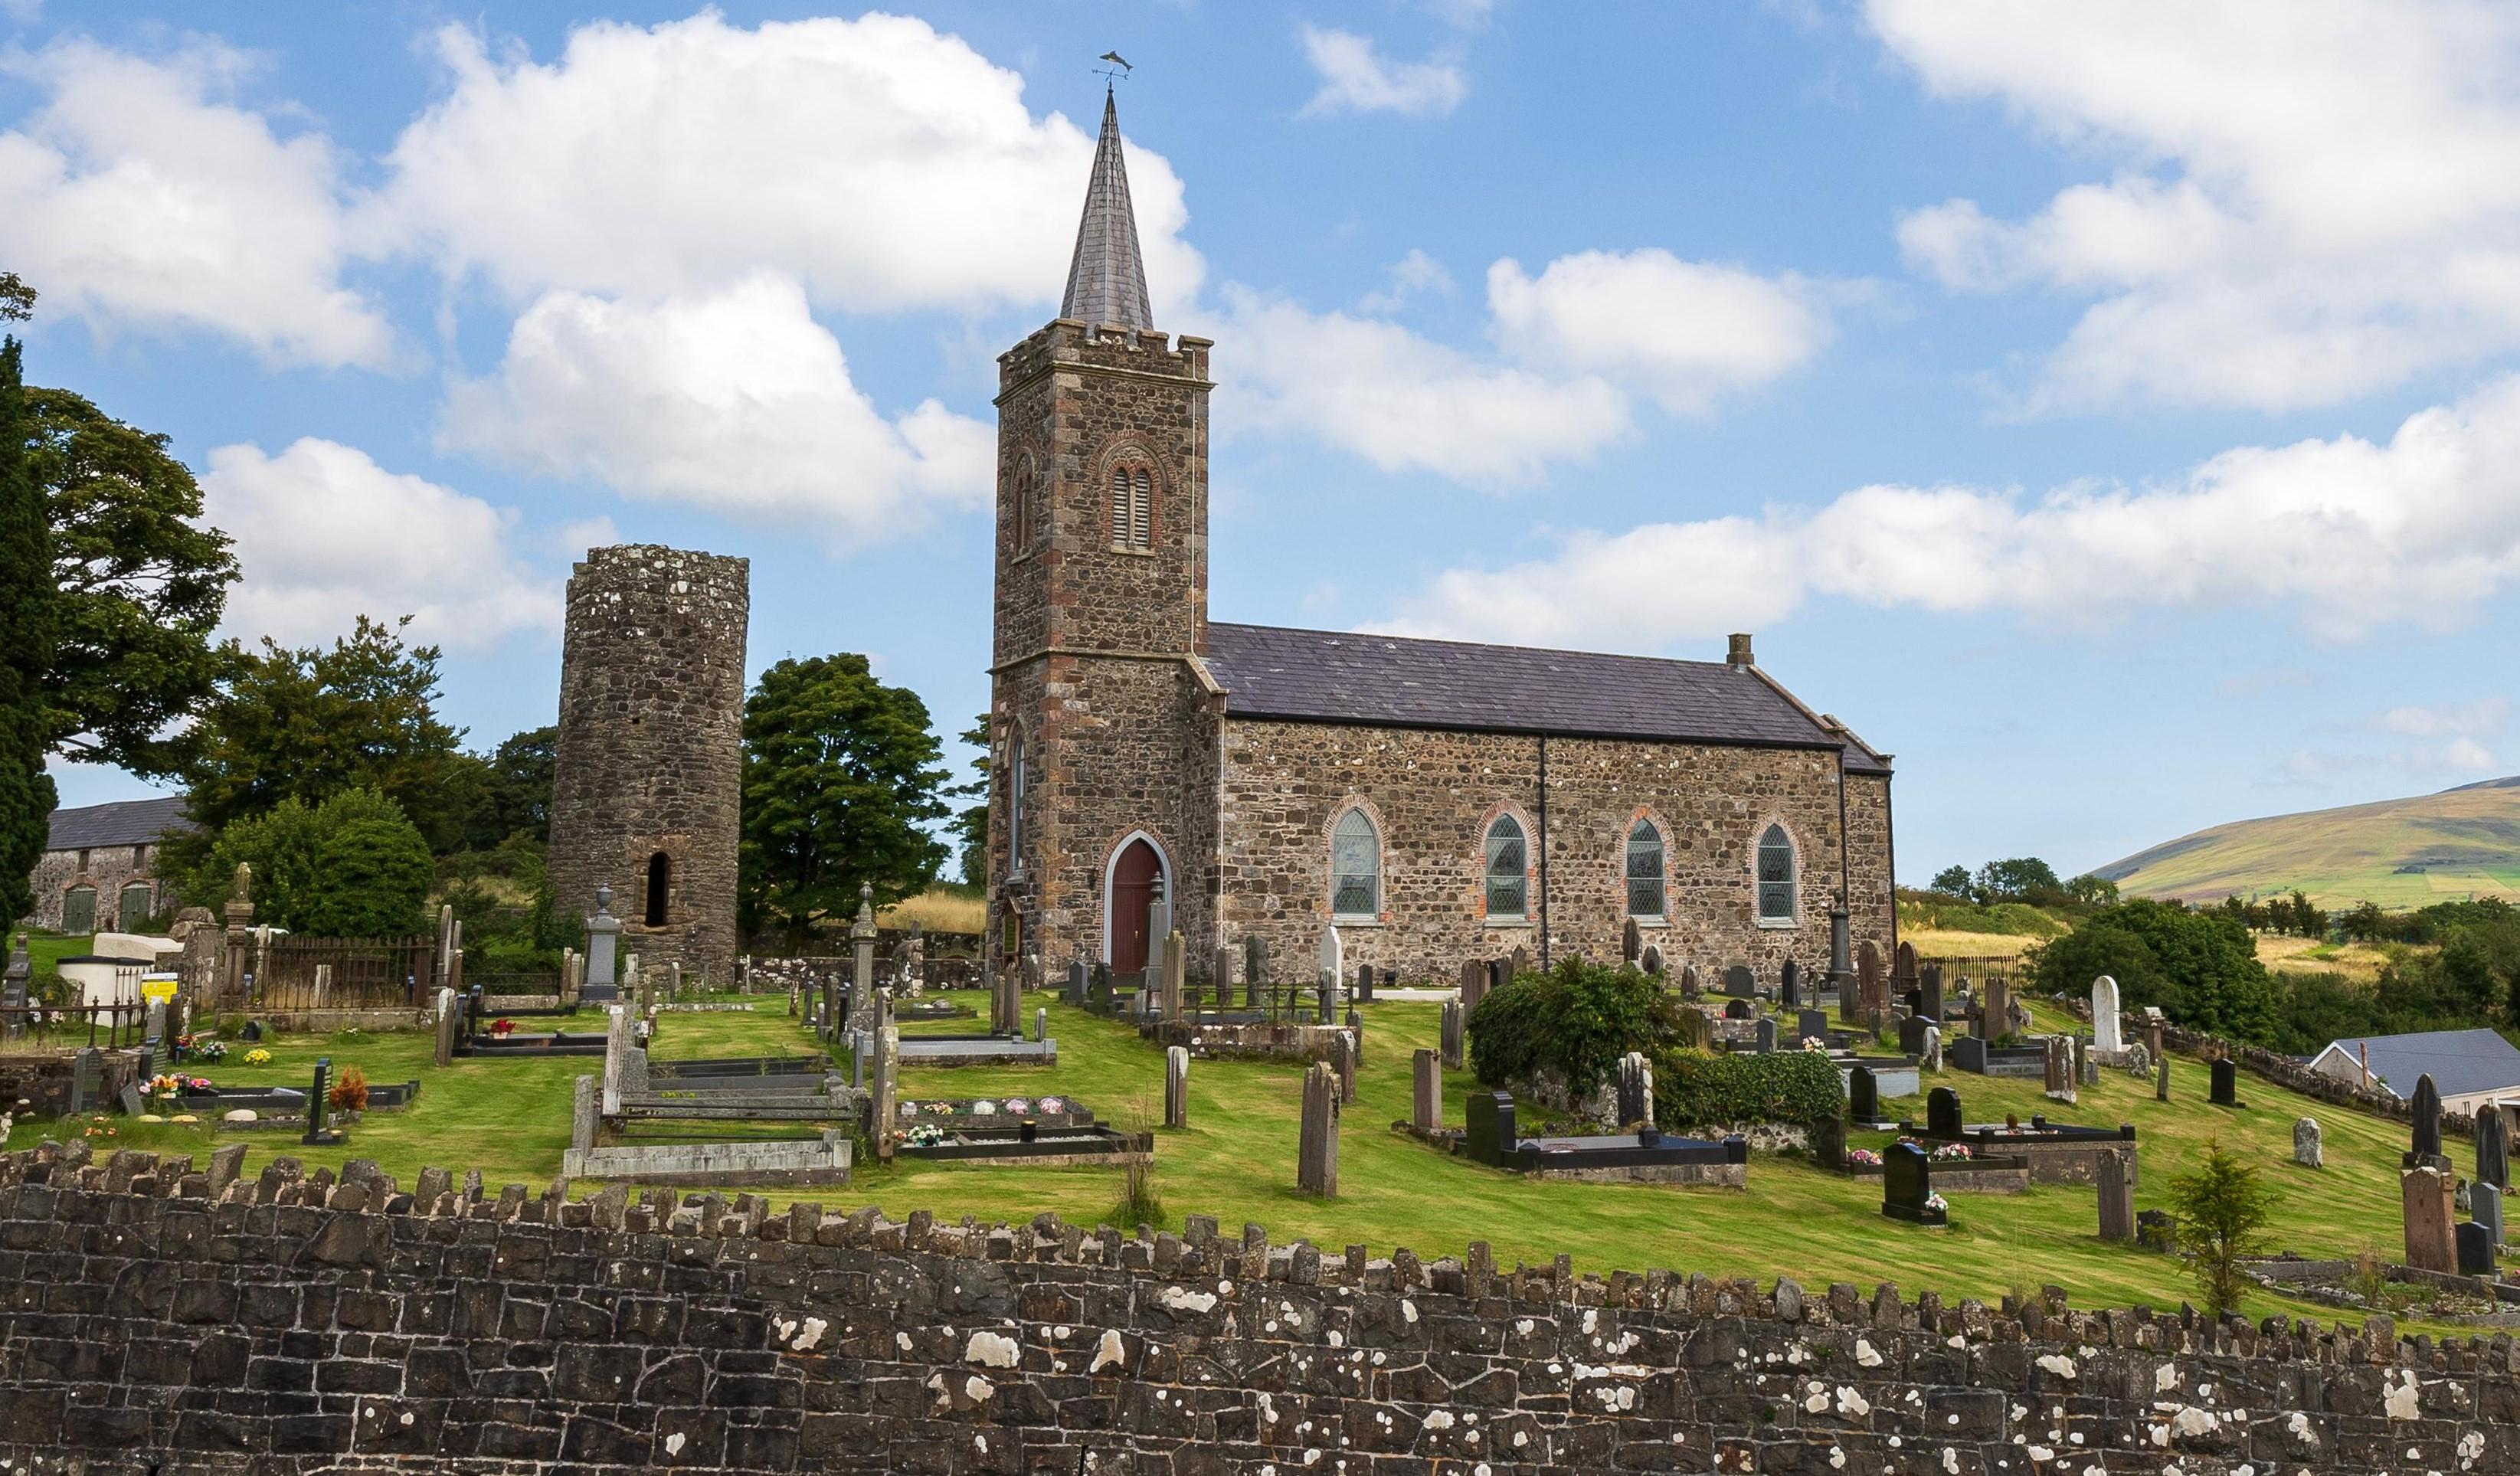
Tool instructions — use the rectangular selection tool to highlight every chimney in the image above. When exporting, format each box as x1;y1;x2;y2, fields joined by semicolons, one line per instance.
1726;633;1755;669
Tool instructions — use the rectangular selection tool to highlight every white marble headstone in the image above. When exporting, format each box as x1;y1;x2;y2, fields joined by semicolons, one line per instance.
2091;974;2122;1052
1319;925;1343;988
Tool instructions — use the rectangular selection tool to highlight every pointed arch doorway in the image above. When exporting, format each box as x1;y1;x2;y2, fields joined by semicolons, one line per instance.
1104;834;1170;978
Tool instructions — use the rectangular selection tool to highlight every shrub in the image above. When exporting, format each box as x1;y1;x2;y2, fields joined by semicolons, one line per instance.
328;1065;368;1113
2166;1137;2279;1316
1467;955;1676;1098
1648;1047;1843;1132
2027;899;2276;1043
198;788;432;937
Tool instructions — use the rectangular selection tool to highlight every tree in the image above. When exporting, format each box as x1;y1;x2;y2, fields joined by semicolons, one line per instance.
0;273;31;322
455;725;557;851
2028;898;2277;1043
174;616;468;861
944;714;989;885
738;654;950;948
1929;864;1972;898
25;383;236;778
2066;873;2120;906
2167;1139;2279;1316
1975;856;2063;902
0;335;54;924
195;788;431;935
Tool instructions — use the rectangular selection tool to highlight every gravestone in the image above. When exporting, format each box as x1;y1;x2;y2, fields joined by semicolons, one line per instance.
2476;1181;2505;1249
1780;959;1802;1008
1919;965;1944;1025
2044;1036;2076;1102
1333;1030;1357;1104
2294;1117;2323;1169
1296;1061;1340;1196
2;933;28;1038
1919;1025;1942;1072
144;1000;166;1043
1616;1052;1654;1127
1680;964;1702;1000
2410;1075;2444;1163
1245;934;1266;1003
1810;1111;1846;1172
70;1047;103;1113
1895;940;1919;987
2097;1154;2135;1243
2456;1220;2496;1276
1464;1091;1515;1167
1980;978;2011;1040
1491;957;1512;999
1928;1085;1963;1139
2478;1108;2511;1190
1950;1036;1988;1075
1754;1018;1779;1054
1854;942;1883;1025
2077;1035;2098;1086
582;886;621;1001
117;1082;146;1118
1881;1141;1944;1224
1036;1007;1047;1043
1317;927;1341;999
1622;918;1641;965
872;1026;899;1163
1412;1049;1441;1133
1066;961;1088;1008
1847;1063;1879;1124
1677;1007;1712;1051
1356;961;1375;1006
1723;998;1754;1020
2092;974;2122;1052
1900;1015;1933;1058
2404;1165;2456;1272
1641;944;1663;977
1797;1009;1829;1044
433;988;457;1069
2210;1057;2240;1108
1459;958;1485;1008
1164;1046;1190;1130
302;1057;345;1147
1439;1000;1465;1070
1317;959;1341;1025
2157;1053;2171;1102
1160;932;1186;1022
1723;964;1755;999
1510;945;1530;979
847;886;879;1032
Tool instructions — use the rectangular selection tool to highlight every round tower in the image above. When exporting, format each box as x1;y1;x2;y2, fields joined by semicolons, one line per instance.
548;544;749;985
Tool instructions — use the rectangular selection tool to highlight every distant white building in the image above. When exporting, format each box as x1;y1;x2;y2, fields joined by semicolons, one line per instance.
2309;1028;2520;1121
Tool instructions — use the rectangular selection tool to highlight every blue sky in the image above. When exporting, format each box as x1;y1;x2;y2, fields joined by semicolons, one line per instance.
8;0;2518;882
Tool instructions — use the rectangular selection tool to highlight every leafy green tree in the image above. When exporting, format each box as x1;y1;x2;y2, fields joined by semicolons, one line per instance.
944;714;989;885
0;273;31;322
25;385;236;777
0;335;54;924
2167;1139;2279;1315
174;616;468;866
195;788;430;935
738;654;950;948
1975;856;2063;902
454;725;557;850
1928;864;1972;897
2028;898;2277;1042
2066;873;2120;906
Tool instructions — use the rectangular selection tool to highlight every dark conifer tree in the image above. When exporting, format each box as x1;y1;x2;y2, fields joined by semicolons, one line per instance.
0;336;56;923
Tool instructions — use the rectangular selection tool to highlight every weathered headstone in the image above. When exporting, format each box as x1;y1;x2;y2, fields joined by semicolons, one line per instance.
1616;1051;1654;1127
2404;1164;2456;1272
1919;965;1944;1025
70;1046;103;1113
434;987;457;1069
2456;1219;2496;1276
1797;1008;1829;1044
1779;959;1802;1009
1458;958;1484;1008
2097;1154;2135;1243
1490;957;1512;998
2044;1035;2076;1103
1927;1085;1962;1139
1680;964;1702;1000
302;1057;345;1147
1066;961;1088;1008
2475;1181;2505;1249
2210;1057;2240;1108
1036;1006;1048;1043
1980;977;2011;1040
2478;1107;2511;1190
1809;1112;1845;1173
2092;974;2122;1052
2294;1117;2323;1169
1723;998;1754;1020
1164;1046;1190;1130
1510;944;1530;979
1919;1023;1942;1072
847;885;879;1032
1622;918;1641;965
1723;964;1755;999
1895;940;1919;987
872;1025;899;1163
1950;1034;1987;1075
1439;1000;1465;1070
2409;1072;2446;1162
1847;1063;1879;1124
1755;1017;1779;1054
1355;961;1375;1006
1881;1141;1943;1224
1899;1014;1933;1058
1296;1061;1340;1196
582;886;620;1001
1319;927;1343;1001
1464;1091;1514;1167
1641;943;1664;977
1;934;28;1039
1160;931;1186;1022
1677;1006;1713;1051
1412;1049;1441;1133
2077;1034;2098;1086
2157;1053;2170;1101
1855;941;1883;1025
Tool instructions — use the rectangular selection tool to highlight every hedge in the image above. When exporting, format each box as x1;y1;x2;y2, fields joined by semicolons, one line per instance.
1466;956;1675;1098
1648;1046;1844;1133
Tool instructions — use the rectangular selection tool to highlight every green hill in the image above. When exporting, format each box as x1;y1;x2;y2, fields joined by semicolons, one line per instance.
2095;775;2520;909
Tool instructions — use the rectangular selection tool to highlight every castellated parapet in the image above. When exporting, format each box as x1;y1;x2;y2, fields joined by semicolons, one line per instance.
548;545;748;985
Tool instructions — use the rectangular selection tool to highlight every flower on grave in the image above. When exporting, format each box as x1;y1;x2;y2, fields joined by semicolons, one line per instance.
1001;1098;1030;1115
194;1039;227;1062
971;1101;998;1116
241;1049;271;1066
490;1019;516;1036
1930;1142;1972;1160
1801;1036;1826;1052
1924;1192;1949;1212
904;1123;947;1147
1846;1148;1883;1167
902;1101;921;1119
1039;1097;1066;1113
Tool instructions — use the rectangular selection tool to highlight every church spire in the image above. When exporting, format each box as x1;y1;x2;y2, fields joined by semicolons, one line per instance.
1060;90;1155;329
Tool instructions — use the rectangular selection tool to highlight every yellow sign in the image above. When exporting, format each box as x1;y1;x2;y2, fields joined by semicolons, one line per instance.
140;976;179;1003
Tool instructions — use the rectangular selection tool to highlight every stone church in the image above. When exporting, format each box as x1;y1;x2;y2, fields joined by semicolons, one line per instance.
988;93;1896;986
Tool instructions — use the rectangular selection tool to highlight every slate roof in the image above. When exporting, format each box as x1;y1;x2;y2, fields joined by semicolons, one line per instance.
45;797;194;852
1059;91;1154;331
2311;1028;2520;1101
1202;623;1891;772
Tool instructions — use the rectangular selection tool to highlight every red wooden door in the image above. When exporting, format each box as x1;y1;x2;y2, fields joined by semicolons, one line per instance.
1109;839;1160;976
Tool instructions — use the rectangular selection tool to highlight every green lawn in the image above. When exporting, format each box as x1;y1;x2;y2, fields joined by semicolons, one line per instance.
7;986;2470;1329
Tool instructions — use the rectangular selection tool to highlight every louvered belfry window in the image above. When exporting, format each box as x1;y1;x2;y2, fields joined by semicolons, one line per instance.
1756;823;1796;921
1626;820;1665;919
1110;466;1153;549
1484;816;1527;920
1330;809;1380;918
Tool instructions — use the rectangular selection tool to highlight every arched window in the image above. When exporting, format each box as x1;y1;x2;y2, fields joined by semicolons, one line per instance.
1006;735;1026;872
1756;823;1796;922
1484;815;1528;921
1010;457;1038;554
643;853;671;927
1625;820;1665;920
1109;466;1153;550
1330;809;1380;919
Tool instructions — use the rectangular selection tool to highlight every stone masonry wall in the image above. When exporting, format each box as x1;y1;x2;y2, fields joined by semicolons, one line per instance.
0;1142;2511;1474
548;545;749;986
1219;719;1895;985
23;842;165;934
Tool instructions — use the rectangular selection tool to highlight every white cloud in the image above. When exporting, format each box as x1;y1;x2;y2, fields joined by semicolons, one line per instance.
370;12;1200;317
1297;27;1468;119
0;39;391;366
2374;699;2511;739
1380;374;2520;646
1487;250;1838;414
1357;248;1455;313
1871;0;2520;412
440;273;990;538
2440;738;2502;772
1213;285;1628;487
202;439;549;649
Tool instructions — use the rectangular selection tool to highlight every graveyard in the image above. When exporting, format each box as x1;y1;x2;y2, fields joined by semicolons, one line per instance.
11;963;2506;1332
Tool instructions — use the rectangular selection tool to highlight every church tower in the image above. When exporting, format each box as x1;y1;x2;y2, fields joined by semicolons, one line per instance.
989;90;1216;980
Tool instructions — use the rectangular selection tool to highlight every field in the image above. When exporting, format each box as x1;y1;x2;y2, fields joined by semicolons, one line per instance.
2096;776;2520;909
13;981;2476;1330
875;885;985;935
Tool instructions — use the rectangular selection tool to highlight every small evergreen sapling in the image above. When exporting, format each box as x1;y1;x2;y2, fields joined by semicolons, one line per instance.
2167;1137;2280;1316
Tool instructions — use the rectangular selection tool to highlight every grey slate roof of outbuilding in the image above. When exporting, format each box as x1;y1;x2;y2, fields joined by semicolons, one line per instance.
44;797;194;852
1202;623;1891;772
2312;1028;2520;1101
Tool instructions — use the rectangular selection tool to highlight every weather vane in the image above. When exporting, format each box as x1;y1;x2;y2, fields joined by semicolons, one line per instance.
1095;51;1132;90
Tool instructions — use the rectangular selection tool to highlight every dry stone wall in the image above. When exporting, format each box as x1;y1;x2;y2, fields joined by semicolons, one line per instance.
2;1141;2504;1475
548;545;748;986
1219;720;1895;984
